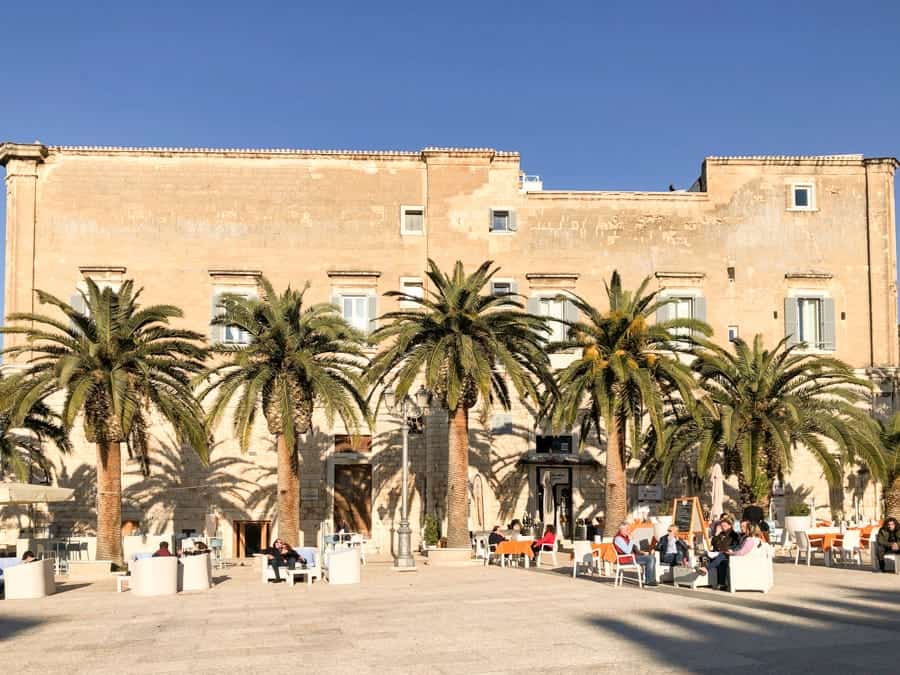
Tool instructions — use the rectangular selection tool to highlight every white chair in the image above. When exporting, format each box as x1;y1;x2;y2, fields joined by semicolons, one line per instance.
868;531;899;573
613;553;644;588
536;540;558;568
130;556;178;596
326;548;360;584
4;559;56;599
832;530;863;566
473;534;490;561
793;531;828;566
651;548;698;585
349;534;367;565
179;554;212;592
728;542;774;593
572;541;598;579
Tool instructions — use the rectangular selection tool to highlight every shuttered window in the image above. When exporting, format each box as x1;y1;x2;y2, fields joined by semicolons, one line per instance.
656;292;706;336
333;292;378;334
784;296;835;350
211;290;255;345
527;294;578;343
489;208;517;233
491;279;518;297
401;206;425;235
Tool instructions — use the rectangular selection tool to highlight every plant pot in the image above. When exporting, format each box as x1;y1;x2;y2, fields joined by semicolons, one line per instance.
425;547;472;566
783;516;810;542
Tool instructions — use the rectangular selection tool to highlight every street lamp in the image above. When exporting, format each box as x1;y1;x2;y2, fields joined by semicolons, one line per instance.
384;384;428;569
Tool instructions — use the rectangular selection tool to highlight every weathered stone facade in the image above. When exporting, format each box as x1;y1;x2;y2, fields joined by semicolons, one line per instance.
1;142;897;556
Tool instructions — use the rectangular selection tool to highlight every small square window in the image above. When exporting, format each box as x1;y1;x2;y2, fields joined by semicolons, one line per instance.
491;281;512;296
401;206;425;235
790;184;815;210
399;277;424;308
491;210;510;232
727;325;739;342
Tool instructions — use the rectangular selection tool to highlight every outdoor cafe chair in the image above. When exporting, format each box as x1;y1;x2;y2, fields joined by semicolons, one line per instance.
571;540;597;579
613;553;644;588
832;530;863;566
536;540;558;568
794;531;828;566
349;534;367;565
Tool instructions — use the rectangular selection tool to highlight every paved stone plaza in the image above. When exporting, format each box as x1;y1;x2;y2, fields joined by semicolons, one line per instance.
2;558;898;674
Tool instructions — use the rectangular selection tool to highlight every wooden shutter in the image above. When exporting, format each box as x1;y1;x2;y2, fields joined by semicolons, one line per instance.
331;291;342;312
656;297;672;324
209;293;223;343
693;296;707;323
527;296;541;315
508;210;518;231
784;297;800;345
367;295;378;333
509;279;518;296
489;208;497;232
564;297;579;325
822;298;836;350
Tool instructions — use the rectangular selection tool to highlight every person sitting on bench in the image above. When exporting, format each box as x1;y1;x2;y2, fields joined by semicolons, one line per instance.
876;517;900;573
655;525;690;566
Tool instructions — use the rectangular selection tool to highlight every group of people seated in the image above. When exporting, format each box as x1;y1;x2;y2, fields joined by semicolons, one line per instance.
488;521;557;559
611;514;766;589
151;540;210;557
263;537;308;582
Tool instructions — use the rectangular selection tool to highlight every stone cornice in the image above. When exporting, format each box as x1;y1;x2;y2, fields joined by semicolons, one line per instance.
785;272;833;280
655;271;706;280
525;273;580;281
705;154;865;167
326;270;382;279
528;191;707;202
0;142;48;167
208;268;263;278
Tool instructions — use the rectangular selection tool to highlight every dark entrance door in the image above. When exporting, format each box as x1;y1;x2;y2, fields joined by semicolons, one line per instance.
334;464;372;536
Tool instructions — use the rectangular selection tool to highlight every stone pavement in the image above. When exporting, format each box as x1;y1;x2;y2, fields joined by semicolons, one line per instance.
2;557;899;674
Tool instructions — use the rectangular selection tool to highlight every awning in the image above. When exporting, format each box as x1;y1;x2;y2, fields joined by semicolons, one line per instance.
517;453;600;467
0;482;74;505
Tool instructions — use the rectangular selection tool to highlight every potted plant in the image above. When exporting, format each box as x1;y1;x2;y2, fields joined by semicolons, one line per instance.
784;501;811;541
422;514;440;551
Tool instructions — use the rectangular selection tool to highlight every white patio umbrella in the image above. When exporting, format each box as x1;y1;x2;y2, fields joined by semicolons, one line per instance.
542;472;554;528
710;464;724;520
0;482;73;505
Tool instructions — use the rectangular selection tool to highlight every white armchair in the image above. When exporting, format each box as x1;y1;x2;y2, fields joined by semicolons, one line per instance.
131;556;179;596
179;554;212;592
869;533;899;573
572;541;598;579
652;548;700;585
728;542;774;594
4;559;56;599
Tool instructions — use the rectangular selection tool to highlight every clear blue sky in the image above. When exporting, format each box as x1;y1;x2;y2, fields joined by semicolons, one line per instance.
2;1;899;313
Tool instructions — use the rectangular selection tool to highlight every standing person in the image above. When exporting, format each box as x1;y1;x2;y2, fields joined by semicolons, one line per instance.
531;525;556;558
655;525;690;566
613;522;657;586
875;517;900;572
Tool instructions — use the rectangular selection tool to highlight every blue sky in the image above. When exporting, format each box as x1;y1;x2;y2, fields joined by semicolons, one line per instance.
1;1;899;314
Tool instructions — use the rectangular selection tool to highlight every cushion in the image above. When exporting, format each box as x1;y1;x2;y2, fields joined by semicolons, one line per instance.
294;547;317;567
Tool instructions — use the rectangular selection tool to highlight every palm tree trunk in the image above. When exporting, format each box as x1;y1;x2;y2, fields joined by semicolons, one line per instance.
604;416;627;537
95;441;123;567
276;433;301;546
885;475;900;520
446;406;470;548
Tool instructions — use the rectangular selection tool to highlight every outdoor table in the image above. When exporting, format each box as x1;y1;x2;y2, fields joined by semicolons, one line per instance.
495;540;534;567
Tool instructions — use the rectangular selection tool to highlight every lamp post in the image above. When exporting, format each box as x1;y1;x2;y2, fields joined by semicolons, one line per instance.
384;384;429;569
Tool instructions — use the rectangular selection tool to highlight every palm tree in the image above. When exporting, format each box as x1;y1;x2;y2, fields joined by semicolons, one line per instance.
198;277;368;545
872;413;900;518
0;280;210;566
369;260;550;548
0;376;71;481
661;335;880;506
544;271;709;536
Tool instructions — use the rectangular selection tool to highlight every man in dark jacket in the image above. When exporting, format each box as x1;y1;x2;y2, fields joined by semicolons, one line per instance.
655;525;690;566
876;518;900;572
699;515;740;587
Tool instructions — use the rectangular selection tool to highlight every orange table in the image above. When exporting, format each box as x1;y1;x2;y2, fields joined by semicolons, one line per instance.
807;533;841;550
495;540;534;562
591;542;618;564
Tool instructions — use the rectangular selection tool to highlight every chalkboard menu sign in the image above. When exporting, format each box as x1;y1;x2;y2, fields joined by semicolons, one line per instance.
674;499;694;532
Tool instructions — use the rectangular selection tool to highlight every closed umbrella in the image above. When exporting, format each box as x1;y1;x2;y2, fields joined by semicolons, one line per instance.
542;472;554;529
710;464;724;520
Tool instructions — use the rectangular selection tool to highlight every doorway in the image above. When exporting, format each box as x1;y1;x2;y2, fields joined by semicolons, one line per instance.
232;520;271;558
333;464;372;536
535;467;573;539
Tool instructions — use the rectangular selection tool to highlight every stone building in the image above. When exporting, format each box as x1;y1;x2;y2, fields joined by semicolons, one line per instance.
1;141;897;556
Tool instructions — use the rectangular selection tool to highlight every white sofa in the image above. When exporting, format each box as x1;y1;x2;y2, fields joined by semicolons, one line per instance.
131;556;178;596
652;549;708;588
728;542;774;593
869;532;898;573
256;547;321;585
325;548;360;584
4;559;56;599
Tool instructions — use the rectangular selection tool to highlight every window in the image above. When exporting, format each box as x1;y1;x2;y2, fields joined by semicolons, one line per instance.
399;277;424;308
213;290;254;345
491;279;517;297
491;413;513;435
342;295;371;333
537;297;567;343
489;208;517;233
400;206;424;235
784;295;835;350
790;184;815;210
657;292;706;336
536;435;573;454
669;296;694;337
727;325;739;342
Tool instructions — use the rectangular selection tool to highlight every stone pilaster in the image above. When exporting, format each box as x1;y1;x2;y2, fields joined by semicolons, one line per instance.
0;142;47;352
865;158;899;368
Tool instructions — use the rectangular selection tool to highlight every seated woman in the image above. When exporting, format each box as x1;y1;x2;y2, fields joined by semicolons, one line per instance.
876;517;900;572
702;522;764;589
278;541;307;569
655;525;690;566
531;525;556;557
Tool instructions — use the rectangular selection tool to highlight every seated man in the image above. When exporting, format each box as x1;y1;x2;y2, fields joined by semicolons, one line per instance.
488;525;507;547
613;522;657;585
21;550;37;563
264;538;286;581
655;525;690;567
152;541;174;557
277;541;306;569
698;515;740;588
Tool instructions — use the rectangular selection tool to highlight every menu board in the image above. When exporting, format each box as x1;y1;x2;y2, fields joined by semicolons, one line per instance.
674;499;694;532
